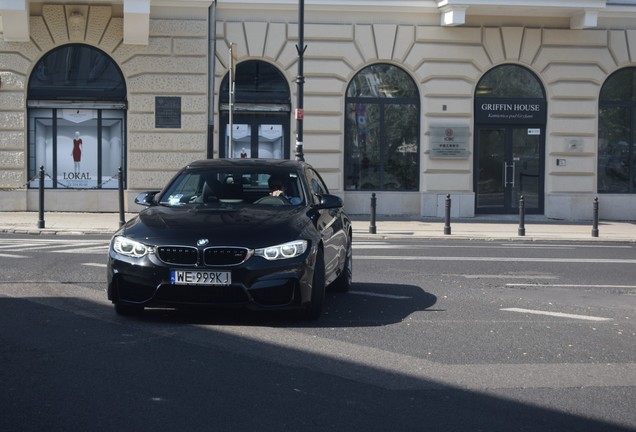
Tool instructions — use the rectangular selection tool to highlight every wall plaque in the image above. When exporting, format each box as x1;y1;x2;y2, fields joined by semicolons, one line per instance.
429;126;470;159
155;96;181;128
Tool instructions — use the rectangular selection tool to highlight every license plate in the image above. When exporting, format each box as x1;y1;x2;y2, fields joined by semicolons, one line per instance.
171;270;231;286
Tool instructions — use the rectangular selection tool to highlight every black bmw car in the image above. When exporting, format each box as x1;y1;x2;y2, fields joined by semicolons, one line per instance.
107;159;352;319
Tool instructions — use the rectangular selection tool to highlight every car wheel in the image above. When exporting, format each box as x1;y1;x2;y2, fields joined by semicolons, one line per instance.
303;248;325;320
114;302;144;316
331;238;352;292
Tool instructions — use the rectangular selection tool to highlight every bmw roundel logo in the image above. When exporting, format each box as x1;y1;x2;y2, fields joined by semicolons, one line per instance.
197;239;209;247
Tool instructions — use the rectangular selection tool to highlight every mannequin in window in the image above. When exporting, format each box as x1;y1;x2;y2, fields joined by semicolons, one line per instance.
71;131;82;174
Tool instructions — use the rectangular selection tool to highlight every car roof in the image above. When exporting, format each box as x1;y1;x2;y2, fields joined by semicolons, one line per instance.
185;158;309;171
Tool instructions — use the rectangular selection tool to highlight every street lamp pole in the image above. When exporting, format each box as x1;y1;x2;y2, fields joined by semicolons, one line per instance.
295;0;306;161
228;43;236;158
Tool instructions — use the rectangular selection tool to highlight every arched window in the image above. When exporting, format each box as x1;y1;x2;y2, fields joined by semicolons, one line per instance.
598;68;636;193
344;64;420;191
220;60;290;105
27;44;127;189
475;64;544;98
28;44;126;100
219;60;291;159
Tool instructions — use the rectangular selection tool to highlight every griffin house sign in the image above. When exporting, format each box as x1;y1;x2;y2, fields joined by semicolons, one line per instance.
476;98;546;124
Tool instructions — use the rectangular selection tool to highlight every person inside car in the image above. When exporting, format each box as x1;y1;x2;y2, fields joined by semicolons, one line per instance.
268;174;302;205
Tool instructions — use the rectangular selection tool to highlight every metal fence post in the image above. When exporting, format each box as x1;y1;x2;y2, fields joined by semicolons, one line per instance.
518;195;526;236
37;165;45;229
444;194;451;235
369;193;377;234
118;167;126;227
592;197;599;238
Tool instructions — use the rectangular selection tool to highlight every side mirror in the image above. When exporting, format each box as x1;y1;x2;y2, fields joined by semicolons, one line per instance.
315;194;343;210
134;191;159;207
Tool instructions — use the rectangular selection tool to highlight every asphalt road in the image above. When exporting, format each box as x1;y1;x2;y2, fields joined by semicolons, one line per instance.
0;234;634;431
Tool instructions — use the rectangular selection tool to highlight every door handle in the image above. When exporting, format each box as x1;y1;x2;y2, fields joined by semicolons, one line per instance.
504;162;516;187
510;162;515;188
503;162;508;186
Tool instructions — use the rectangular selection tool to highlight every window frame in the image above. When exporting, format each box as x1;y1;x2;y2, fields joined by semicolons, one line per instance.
598;68;636;194
27;44;127;190
344;63;421;192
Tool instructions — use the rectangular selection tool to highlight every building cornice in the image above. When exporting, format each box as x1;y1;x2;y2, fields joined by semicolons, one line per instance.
3;1;636;43
216;0;636;29
0;0;213;43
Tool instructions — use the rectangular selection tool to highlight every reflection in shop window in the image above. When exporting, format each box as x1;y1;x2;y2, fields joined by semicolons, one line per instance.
475;64;544;98
28;44;126;101
598;68;636;194
344;64;420;191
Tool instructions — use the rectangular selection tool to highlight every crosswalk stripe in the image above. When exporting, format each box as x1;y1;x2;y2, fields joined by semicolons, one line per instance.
0;252;28;258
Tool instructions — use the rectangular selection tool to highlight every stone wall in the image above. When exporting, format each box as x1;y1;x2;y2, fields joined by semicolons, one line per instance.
214;10;636;218
0;3;210;210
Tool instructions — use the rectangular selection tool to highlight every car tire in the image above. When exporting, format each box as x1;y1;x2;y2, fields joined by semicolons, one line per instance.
303;248;325;320
114;302;144;316
330;238;352;292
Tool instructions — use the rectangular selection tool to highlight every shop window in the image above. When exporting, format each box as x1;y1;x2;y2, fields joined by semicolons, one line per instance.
598;68;636;193
27;44;127;189
344;64;420;191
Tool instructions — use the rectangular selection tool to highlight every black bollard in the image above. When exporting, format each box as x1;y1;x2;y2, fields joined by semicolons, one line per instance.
369;193;377;234
518;195;525;236
592;197;599;237
37;165;45;229
118;167;126;227
444;194;451;235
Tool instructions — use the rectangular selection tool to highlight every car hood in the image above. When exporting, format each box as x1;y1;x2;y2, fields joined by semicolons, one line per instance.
120;205;313;247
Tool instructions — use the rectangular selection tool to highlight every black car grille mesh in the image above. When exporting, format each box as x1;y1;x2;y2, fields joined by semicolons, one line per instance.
156;246;249;266
157;246;198;265
204;247;249;266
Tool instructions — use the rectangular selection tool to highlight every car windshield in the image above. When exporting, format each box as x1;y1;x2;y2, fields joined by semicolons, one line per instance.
158;167;306;208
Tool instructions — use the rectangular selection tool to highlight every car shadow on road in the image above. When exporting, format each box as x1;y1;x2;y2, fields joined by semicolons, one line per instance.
317;281;438;327
137;281;437;328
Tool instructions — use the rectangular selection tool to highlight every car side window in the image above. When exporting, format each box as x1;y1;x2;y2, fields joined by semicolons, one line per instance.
306;168;329;204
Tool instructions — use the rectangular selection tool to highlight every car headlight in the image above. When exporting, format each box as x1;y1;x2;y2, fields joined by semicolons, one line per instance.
254;240;308;261
113;236;150;258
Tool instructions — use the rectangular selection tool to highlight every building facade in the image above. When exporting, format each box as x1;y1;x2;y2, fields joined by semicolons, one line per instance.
1;0;636;220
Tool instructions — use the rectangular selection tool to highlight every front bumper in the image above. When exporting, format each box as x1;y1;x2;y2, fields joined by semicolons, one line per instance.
107;248;314;311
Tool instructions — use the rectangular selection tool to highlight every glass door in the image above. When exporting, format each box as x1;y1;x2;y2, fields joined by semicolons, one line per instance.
220;113;289;159
476;126;543;214
511;127;542;212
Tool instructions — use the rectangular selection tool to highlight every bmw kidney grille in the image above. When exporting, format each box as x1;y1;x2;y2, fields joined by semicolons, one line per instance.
156;246;250;266
204;247;250;266
157;246;198;265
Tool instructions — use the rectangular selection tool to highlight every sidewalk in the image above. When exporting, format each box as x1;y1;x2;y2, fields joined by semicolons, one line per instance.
0;211;635;242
